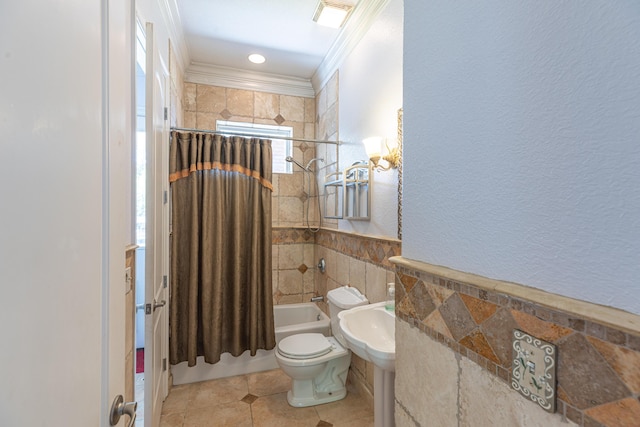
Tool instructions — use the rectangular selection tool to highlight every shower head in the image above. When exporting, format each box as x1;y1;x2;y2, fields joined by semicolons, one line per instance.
285;156;307;171
305;158;325;171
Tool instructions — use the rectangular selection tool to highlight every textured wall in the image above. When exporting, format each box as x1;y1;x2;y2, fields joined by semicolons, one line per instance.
403;1;640;314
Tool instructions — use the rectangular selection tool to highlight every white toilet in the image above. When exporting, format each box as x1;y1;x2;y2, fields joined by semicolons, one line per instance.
275;286;369;407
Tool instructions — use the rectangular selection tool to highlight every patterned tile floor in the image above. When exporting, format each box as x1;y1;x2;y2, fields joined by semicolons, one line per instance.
159;368;374;427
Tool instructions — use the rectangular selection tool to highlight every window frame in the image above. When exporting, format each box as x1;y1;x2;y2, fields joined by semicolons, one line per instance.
215;120;294;174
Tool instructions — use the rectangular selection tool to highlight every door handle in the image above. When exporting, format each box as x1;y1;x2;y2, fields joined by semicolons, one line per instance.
109;394;137;427
144;299;166;315
153;299;166;311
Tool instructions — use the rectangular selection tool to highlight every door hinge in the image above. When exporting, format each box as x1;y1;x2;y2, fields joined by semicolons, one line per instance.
163;358;167;372
163;275;168;288
163;190;168;204
145;303;151;315
163;107;168;121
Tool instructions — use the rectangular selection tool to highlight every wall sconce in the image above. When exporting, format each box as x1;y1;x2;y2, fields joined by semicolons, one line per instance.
363;137;401;171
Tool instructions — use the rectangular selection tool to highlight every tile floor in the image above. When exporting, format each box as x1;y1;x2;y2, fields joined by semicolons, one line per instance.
158;368;374;427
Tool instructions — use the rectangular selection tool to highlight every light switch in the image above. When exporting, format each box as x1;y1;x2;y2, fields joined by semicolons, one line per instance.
511;329;557;413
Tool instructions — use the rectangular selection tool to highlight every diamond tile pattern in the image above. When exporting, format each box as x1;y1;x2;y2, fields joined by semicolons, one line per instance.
438;293;476;341
241;394;258;404
395;267;640;427
274;114;285;125
220;108;232;120
558;333;630;409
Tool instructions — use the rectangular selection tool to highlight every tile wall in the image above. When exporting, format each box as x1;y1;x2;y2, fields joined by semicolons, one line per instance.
314;71;340;230
315;229;400;399
182;82;318;304
392;257;640;427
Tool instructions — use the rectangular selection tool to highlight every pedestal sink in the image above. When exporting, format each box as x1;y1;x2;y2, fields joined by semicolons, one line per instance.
338;301;395;427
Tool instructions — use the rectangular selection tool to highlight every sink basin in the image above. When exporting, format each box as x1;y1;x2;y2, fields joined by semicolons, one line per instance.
338;301;395;372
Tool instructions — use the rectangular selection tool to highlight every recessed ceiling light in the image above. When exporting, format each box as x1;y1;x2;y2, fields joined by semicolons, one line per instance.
313;0;353;29
248;53;266;64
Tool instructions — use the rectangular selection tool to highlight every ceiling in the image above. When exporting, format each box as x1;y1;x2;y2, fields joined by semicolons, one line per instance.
176;0;359;80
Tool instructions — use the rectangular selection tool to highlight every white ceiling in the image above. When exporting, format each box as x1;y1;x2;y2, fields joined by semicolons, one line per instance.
176;0;359;79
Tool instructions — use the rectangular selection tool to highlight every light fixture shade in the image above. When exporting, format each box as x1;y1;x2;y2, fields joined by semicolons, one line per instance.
363;136;401;171
363;137;383;158
313;0;353;29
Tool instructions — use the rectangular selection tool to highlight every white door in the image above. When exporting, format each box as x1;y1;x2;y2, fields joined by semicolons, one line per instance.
0;1;132;426
144;21;170;427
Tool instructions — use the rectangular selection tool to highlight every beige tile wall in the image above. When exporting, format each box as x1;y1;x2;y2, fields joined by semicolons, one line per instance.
315;72;340;230
393;257;640;427
314;229;400;397
183;83;318;304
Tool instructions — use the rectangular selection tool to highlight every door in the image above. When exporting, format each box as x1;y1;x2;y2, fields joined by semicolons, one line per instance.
0;1;132;426
144;21;170;427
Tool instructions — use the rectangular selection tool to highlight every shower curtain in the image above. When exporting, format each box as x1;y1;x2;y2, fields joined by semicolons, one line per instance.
169;130;275;367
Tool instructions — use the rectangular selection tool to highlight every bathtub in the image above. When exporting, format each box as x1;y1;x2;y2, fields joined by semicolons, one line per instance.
172;302;330;385
274;302;330;341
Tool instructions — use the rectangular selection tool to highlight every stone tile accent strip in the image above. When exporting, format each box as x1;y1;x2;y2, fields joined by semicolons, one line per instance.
315;228;401;269
273;227;315;244
391;255;640;427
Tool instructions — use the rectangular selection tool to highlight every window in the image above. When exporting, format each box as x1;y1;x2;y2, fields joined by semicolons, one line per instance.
216;120;293;174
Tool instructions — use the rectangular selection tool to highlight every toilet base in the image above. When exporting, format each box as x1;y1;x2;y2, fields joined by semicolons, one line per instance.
286;388;347;407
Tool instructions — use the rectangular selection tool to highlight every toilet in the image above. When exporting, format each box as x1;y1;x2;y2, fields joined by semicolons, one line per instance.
275;286;368;407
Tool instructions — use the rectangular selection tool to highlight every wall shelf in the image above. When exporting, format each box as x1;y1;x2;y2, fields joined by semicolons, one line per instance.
323;161;371;221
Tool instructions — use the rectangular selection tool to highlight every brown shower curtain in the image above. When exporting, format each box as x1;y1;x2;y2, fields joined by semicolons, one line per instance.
169;130;275;367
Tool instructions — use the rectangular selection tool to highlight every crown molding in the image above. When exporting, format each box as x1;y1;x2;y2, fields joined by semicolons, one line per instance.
185;62;316;98
311;0;391;92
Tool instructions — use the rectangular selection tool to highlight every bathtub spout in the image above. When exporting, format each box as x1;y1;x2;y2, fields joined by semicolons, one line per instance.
310;295;324;303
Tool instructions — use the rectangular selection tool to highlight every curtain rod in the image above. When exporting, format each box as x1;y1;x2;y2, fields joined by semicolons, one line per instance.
170;127;341;145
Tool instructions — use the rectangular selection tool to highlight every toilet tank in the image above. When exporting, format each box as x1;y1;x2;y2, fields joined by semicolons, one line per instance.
326;286;368;346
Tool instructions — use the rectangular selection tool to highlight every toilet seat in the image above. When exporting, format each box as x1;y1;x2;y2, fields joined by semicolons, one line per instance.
277;333;332;360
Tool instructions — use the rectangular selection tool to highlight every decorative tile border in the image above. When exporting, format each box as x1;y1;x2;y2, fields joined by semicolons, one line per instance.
272;226;316;244
273;227;400;266
391;256;640;427
315;228;401;269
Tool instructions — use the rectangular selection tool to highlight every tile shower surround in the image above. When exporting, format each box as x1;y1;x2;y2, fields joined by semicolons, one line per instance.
272;227;401;305
393;262;640;427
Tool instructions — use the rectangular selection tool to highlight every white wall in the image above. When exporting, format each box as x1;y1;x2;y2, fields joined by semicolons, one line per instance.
337;0;403;239
403;2;640;314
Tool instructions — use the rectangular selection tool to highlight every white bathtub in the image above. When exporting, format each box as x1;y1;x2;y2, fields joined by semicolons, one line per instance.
274;302;330;341
172;303;330;385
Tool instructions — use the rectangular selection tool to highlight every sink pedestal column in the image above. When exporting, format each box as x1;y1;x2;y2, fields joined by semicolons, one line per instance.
373;366;395;427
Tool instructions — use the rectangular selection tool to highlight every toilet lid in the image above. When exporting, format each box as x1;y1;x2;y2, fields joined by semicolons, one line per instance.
277;333;332;359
